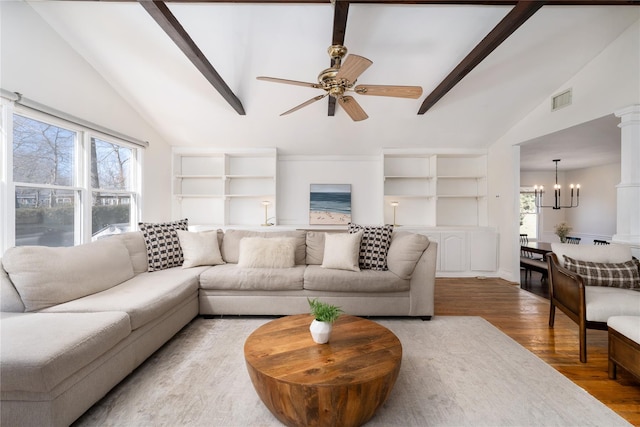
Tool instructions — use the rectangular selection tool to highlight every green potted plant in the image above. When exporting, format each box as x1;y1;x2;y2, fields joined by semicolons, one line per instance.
307;298;343;344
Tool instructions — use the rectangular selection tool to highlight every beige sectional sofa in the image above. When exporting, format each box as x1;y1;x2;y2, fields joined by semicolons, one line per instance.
1;227;436;427
199;229;436;317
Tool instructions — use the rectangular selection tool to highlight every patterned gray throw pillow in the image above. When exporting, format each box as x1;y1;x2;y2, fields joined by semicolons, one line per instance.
563;255;640;289
139;219;189;271
348;223;394;271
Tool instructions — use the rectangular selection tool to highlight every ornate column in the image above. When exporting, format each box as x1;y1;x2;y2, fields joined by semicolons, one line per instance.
613;105;640;257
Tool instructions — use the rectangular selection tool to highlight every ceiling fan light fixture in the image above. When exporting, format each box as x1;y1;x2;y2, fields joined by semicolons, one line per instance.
256;45;422;121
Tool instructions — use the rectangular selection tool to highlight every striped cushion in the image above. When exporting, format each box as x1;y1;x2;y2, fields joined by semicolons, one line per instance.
563;255;640;289
348;223;394;271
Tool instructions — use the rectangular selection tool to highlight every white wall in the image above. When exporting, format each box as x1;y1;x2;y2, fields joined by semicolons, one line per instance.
565;163;619;241
520;163;619;244
278;156;383;225
490;20;639;282
0;1;172;222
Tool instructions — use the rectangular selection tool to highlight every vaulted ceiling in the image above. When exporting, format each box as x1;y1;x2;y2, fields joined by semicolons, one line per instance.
23;1;640;161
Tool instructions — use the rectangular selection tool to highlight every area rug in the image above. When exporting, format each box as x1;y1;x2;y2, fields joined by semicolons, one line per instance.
73;316;630;426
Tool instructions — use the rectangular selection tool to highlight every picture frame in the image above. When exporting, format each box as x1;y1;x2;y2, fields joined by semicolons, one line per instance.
309;184;352;225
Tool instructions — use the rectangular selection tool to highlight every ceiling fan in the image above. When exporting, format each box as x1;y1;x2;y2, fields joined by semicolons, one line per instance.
257;45;423;122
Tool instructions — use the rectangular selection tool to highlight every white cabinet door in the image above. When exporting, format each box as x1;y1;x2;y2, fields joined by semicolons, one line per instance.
469;231;498;271
441;232;467;272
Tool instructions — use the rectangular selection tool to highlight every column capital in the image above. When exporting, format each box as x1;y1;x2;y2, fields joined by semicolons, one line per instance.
614;104;640;125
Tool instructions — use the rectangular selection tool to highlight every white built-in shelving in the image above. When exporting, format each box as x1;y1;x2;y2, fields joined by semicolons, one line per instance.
382;149;487;227
172;148;276;227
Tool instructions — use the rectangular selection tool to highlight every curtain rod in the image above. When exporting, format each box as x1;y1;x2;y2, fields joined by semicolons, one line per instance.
1;89;149;148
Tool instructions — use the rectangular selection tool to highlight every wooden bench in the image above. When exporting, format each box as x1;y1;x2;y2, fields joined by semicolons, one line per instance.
520;256;548;283
608;316;640;382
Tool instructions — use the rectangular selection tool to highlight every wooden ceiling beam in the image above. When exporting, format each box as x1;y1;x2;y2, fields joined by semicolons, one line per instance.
328;1;350;117
339;1;637;4
98;1;639;4
417;1;544;115
139;0;246;115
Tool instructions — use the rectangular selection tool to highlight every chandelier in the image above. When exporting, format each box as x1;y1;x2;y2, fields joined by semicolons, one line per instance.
534;159;580;210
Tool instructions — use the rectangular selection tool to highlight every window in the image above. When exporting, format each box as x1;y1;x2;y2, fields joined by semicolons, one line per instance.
13;115;78;247
3;105;142;249
519;188;538;239
91;137;135;240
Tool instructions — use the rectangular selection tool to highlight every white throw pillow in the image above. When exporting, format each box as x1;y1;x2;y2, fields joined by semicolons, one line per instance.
321;231;363;272
238;237;296;268
176;230;224;268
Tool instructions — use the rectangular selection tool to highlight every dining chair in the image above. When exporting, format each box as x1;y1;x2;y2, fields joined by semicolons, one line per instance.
519;234;529;257
519;233;546;284
593;239;610;245
566;236;581;244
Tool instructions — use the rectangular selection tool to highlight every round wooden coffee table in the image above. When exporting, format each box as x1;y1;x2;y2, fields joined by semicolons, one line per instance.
244;314;402;427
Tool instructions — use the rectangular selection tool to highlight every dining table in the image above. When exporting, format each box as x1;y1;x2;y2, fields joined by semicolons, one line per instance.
521;241;553;259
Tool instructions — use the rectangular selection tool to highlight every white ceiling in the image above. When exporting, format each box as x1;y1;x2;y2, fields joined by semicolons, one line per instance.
519;115;621;171
26;1;638;160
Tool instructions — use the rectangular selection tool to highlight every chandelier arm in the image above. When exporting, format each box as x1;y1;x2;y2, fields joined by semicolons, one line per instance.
533;159;581;211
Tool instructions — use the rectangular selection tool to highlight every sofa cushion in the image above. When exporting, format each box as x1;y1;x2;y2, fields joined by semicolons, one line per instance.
222;229;306;265
199;264;305;291
40;267;204;330
2;239;135;312
608;316;640;344
139;219;189;271
304;265;409;292
110;231;149;275
348;223;394;271
585;286;640;322
0;259;25;312
0;311;131;393
386;232;430;279
177;230;224;268
238;237;296;268
552;242;632;264
306;231;347;265
321;231;363;272
563;256;640;289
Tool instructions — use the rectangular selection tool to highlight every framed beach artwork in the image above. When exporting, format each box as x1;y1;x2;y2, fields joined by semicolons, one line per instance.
309;184;352;225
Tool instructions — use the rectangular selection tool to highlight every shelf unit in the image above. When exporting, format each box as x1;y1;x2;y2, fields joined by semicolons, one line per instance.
382;150;487;227
172;148;277;227
383;154;436;226
435;154;487;227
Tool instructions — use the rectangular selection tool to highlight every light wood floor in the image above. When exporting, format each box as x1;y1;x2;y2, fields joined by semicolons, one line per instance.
435;277;640;426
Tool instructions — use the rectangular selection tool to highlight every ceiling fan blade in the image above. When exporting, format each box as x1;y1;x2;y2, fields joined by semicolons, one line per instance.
338;96;368;122
280;94;328;116
257;76;321;89
354;84;423;99
335;55;373;83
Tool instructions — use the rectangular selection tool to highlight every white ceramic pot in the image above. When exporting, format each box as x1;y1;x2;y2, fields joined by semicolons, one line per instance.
309;319;333;344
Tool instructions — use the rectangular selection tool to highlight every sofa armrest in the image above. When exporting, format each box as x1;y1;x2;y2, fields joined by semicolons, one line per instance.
548;252;586;324
408;241;437;317
1;259;25;312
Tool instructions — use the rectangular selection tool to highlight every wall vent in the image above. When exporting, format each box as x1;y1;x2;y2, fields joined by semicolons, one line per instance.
551;89;572;111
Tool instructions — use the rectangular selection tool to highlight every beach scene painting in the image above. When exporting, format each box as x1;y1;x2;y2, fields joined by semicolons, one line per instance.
309;184;352;225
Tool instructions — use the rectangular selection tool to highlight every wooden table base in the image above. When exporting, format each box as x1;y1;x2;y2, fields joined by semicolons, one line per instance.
244;314;402;427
